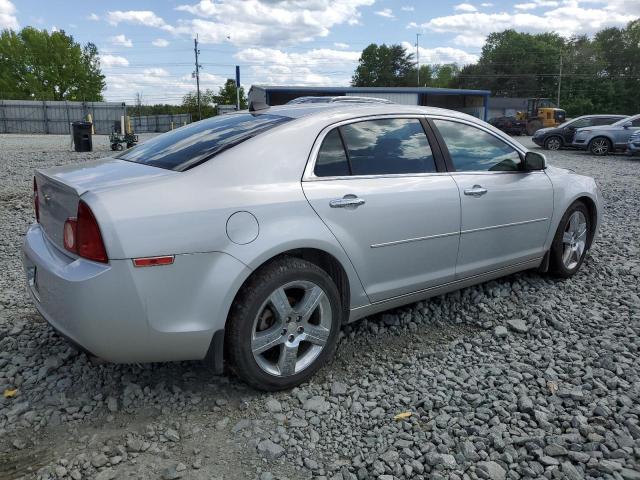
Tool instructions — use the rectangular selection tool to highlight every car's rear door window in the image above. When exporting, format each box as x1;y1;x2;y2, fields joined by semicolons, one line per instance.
433;119;522;172
118;113;291;171
338;119;436;176
314;129;351;177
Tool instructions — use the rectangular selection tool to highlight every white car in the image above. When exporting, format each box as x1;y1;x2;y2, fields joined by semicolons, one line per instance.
23;103;601;390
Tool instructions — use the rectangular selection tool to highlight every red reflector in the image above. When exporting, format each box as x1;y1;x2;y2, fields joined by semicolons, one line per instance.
133;256;175;267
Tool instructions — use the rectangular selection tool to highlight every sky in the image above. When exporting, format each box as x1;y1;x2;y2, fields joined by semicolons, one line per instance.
1;0;638;105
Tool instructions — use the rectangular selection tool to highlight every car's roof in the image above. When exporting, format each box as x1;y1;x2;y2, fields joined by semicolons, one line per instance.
575;114;628;118
247;103;478;122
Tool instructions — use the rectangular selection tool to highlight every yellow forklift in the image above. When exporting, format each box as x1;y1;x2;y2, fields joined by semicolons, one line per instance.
516;98;566;136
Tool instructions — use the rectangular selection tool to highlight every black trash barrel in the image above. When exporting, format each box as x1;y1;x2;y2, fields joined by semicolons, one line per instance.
72;121;93;152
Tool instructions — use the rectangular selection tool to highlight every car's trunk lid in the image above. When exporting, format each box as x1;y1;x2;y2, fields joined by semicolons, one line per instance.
35;158;175;251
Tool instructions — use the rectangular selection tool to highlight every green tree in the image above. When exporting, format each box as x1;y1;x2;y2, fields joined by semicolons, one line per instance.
453;20;640;116
181;89;217;119
352;44;417;87
456;30;564;98
214;79;247;109
431;64;461;88
0;27;105;100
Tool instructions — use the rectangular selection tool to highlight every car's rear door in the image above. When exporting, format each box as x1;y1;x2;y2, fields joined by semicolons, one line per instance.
302;116;461;303
429;117;553;278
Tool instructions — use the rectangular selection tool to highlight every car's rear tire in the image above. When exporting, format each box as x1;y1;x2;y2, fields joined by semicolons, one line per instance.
549;202;591;278
589;137;611;156
226;256;342;391
544;136;562;150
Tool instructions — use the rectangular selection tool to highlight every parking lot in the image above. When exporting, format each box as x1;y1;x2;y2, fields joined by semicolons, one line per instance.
0;134;639;480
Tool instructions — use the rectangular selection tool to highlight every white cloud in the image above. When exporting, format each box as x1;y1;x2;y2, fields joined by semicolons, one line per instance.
514;3;537;10
152;38;170;47
401;6;415;11
454;3;478;12
234;47;360;86
453;34;487;47
100;54;130;68
103;67;226;104
172;0;374;46
375;8;395;18
87;13;100;21
334;42;350;49
480;2;494;6
110;34;133;48
106;10;174;32
402;41;479;65
421;4;637;40
0;0;18;30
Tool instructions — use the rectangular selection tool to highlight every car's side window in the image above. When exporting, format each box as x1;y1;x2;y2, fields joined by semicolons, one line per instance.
592;117;611;126
433;119;522;172
314;129;351;177
571;118;591;128
632;118;640;127
339;119;436;175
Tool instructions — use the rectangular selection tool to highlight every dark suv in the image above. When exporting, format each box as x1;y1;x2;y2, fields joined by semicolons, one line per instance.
532;114;628;150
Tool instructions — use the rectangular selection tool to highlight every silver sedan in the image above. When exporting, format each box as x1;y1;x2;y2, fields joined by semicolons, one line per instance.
23;103;601;390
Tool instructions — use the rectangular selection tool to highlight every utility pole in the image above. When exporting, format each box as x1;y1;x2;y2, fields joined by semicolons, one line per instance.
557;53;563;108
416;33;421;87
193;36;202;120
235;65;241;111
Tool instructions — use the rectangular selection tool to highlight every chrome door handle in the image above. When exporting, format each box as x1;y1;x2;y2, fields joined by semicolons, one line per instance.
330;195;366;209
464;185;488;197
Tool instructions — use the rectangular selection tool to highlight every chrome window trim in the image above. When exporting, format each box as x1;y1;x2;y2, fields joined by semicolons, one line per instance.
303;113;534;181
303;114;442;182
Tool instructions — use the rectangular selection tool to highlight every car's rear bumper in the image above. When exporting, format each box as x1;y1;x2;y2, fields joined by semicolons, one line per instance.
627;142;640;154
22;224;250;363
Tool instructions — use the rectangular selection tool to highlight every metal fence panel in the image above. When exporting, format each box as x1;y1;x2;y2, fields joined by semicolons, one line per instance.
0;100;127;135
130;114;191;133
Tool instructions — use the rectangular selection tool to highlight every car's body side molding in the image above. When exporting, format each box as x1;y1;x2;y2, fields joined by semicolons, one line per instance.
348;256;543;322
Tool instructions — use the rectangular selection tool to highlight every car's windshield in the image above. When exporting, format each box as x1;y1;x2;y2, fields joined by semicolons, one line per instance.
117;113;292;171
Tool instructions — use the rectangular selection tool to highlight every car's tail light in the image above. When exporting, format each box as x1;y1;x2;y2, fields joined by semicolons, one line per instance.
33;177;40;222
63;200;108;263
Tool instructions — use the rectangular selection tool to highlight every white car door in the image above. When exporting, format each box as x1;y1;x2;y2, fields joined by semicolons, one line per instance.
430;117;554;279
302;117;461;303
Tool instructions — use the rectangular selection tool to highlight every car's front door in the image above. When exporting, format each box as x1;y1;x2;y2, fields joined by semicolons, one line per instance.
430;118;554;279
562;117;591;144
302;117;461;303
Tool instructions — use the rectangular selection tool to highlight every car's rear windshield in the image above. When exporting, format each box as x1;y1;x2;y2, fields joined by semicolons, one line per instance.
117;113;292;171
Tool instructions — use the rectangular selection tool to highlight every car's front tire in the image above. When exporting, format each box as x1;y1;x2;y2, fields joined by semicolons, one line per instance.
589;137;611;156
226;257;342;391
549;202;591;278
544;136;562;150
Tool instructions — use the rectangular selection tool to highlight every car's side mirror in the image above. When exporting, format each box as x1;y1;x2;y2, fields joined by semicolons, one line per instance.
623;122;632;129
523;151;546;171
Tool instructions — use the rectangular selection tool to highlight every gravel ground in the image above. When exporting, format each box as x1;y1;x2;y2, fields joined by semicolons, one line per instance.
0;134;639;480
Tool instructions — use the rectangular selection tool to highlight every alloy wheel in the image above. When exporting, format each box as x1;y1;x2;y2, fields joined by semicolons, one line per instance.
546;137;561;150
251;280;332;377
591;138;609;155
562;211;588;269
